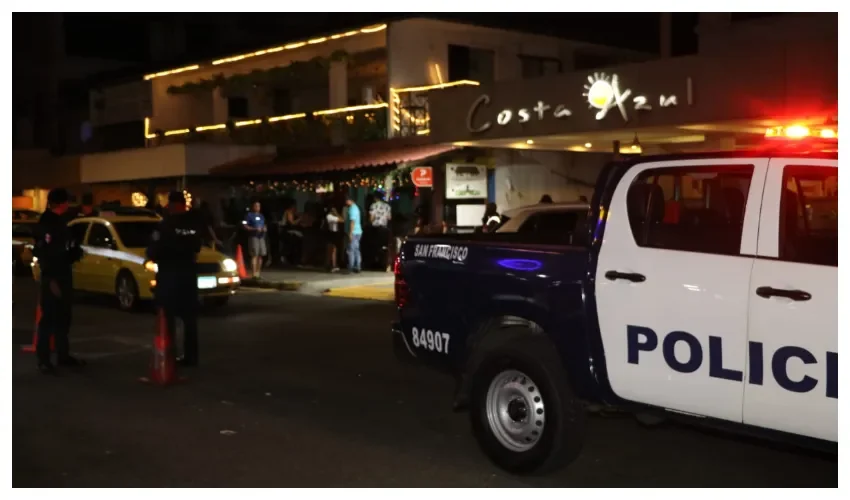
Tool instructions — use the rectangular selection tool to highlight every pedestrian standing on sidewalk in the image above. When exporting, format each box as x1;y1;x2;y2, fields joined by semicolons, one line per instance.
242;201;267;278
344;194;363;274
32;188;86;375
325;206;343;272
368;191;392;271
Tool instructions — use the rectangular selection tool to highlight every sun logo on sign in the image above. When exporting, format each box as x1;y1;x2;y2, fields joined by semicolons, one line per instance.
583;72;631;121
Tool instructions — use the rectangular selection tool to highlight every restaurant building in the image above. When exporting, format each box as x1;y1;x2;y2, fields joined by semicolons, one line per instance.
422;12;837;227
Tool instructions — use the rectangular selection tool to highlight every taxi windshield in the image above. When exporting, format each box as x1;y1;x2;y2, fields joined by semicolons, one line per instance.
112;222;159;248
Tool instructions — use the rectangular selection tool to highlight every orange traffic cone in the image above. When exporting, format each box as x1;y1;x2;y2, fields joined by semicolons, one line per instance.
21;293;54;353
234;244;249;280
149;308;176;386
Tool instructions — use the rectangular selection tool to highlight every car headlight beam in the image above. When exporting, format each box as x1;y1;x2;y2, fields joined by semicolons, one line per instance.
221;258;238;273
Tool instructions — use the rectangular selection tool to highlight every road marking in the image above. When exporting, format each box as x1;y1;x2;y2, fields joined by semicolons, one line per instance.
237;287;281;294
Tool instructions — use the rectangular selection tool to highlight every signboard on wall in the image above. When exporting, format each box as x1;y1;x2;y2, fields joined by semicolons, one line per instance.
411;167;433;188
446;163;487;200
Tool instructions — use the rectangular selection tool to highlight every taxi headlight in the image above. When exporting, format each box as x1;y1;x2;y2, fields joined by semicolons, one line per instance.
144;261;158;273
221;258;238;273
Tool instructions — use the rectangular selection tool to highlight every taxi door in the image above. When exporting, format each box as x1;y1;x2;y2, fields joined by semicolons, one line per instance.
744;158;837;442
68;221;94;291
85;222;122;293
594;158;767;423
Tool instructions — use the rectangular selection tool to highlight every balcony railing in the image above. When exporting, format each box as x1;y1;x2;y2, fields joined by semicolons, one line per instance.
390;80;480;137
144;103;388;149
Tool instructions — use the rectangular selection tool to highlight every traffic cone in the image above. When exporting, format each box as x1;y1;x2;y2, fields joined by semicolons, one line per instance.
21;292;54;353
234;244;249;280
149;308;176;386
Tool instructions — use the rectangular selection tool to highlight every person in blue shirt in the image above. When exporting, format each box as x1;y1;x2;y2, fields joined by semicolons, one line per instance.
344;194;363;273
242;201;267;278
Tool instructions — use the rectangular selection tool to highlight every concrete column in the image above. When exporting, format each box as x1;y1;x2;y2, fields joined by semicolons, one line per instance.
328;59;348;109
212;87;229;124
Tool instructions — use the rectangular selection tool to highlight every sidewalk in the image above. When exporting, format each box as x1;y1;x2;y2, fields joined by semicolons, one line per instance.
248;267;394;299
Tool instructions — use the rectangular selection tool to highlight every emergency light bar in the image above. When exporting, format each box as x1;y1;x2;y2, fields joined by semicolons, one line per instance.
765;124;837;140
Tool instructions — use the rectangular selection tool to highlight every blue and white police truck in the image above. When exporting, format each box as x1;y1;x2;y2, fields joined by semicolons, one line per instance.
391;137;837;474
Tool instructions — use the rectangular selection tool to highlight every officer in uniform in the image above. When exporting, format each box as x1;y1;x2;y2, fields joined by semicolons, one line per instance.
146;191;202;367
33;188;85;374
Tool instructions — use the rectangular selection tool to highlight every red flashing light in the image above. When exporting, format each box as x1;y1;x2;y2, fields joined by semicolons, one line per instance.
393;255;409;308
765;124;837;140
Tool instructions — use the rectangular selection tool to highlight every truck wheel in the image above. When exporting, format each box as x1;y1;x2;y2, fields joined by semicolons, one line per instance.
469;334;586;475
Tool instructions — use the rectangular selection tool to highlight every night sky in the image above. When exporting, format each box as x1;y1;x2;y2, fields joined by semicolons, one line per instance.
51;13;705;69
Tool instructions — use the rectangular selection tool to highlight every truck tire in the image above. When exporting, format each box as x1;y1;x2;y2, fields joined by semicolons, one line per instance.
469;332;586;475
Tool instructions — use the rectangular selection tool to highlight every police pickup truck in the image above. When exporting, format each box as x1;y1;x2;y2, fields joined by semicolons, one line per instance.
392;146;837;474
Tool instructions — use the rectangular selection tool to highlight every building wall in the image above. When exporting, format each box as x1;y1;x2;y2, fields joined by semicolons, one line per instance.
492;149;609;212
386;17;646;89
80;143;276;183
146;31;387;132
698;13;836;56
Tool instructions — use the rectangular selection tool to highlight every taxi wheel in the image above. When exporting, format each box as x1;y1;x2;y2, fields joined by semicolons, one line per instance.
115;272;139;311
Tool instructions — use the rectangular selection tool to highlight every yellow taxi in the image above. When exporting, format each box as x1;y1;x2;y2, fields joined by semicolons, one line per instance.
31;213;240;311
12;218;37;274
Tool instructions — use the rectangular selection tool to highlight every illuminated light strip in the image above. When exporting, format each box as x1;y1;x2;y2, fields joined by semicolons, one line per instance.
360;24;387;33
164;128;191;136
144;65;200;80
416;129;430;136
312;103;388;116
146;23;386;79
144;117;157;139
148;105;382;139
391;80;480;94
268;112;307;122
268;112;307;123
195;124;227;132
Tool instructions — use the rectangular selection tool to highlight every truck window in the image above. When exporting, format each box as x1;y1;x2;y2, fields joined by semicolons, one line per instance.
516;210;581;245
779;165;837;267
627;165;754;256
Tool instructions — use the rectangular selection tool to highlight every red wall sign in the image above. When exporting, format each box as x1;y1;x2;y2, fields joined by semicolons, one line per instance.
411;167;433;188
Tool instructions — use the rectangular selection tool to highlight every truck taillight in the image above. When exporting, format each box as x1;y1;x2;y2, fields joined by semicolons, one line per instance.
394;255;409;308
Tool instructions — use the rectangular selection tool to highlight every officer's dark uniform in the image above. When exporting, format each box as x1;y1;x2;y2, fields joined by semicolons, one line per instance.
33;188;84;372
146;192;202;366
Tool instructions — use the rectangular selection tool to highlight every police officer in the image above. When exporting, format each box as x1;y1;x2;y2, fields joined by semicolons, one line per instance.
33;188;85;374
146;191;202;367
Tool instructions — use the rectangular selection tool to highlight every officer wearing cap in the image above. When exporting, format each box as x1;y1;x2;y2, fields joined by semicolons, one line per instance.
146;191;202;367
33;188;85;374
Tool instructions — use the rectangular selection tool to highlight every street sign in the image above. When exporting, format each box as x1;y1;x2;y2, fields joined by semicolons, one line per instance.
411;167;433;188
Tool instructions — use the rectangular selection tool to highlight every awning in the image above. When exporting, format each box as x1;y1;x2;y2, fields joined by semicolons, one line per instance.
210;138;457;177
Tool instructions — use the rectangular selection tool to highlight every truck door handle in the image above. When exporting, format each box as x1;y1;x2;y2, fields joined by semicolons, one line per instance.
604;270;646;283
756;286;811;301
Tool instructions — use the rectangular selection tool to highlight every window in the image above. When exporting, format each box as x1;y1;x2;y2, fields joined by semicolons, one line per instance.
228;97;249;118
69;222;90;245
520;55;561;79
515;210;584;245
448;45;495;83
779;166;837;267
87;223;115;248
627;165;754;255
113;222;159;249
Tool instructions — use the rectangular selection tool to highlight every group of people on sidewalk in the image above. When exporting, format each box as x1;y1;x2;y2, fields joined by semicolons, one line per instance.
240;191;400;278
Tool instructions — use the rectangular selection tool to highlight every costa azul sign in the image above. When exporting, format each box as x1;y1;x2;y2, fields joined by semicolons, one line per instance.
466;72;688;133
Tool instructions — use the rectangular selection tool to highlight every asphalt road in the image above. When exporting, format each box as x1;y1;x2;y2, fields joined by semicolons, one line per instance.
12;278;837;487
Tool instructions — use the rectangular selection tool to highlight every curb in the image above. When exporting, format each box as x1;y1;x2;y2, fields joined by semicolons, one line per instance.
240;279;302;292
